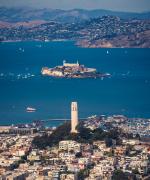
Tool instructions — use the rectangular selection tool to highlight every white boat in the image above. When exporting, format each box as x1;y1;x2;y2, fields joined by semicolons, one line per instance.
26;107;36;112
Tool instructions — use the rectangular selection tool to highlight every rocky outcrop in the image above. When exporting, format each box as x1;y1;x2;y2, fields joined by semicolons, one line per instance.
77;30;150;48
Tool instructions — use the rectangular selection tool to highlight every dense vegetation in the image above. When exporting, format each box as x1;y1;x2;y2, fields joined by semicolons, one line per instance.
32;121;120;149
112;170;136;180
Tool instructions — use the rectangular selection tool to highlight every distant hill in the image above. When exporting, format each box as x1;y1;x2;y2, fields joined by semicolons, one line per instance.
0;15;150;48
0;7;150;23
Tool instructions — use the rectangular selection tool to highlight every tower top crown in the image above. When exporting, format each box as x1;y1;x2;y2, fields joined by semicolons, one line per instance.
71;102;78;111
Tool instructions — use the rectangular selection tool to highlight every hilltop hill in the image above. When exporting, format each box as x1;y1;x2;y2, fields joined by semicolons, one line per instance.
0;7;150;23
0;15;150;48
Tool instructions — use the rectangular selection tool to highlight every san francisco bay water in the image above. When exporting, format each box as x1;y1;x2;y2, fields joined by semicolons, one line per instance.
0;41;150;126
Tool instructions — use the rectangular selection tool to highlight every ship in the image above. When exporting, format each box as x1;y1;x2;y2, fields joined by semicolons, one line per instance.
41;60;110;78
26;107;36;113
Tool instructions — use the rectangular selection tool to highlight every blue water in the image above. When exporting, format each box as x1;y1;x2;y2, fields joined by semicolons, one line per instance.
0;41;150;126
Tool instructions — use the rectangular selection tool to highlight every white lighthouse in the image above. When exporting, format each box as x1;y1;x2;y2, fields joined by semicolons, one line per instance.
71;102;78;133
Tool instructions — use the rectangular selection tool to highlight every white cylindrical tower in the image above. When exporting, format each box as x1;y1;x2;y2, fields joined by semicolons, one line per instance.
71;102;78;133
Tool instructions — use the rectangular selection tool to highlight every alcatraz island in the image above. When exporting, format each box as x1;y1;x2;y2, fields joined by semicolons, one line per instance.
41;60;110;78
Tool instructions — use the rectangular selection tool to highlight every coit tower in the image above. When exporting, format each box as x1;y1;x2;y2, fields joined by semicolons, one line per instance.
71;102;78;133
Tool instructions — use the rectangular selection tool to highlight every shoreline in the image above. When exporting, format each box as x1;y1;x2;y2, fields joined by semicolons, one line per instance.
1;40;150;48
0;114;149;127
0;39;73;43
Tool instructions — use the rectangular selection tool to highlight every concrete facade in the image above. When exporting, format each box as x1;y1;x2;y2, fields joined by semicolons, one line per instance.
71;102;78;133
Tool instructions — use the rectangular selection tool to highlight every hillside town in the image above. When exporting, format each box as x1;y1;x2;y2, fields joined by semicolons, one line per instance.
0;16;150;48
0;102;150;180
0;134;149;180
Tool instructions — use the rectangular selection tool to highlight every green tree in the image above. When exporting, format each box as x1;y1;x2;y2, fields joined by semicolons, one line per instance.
92;128;105;140
112;170;136;180
75;152;82;158
78;169;89;180
76;122;91;141
32;122;71;149
105;138;113;147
